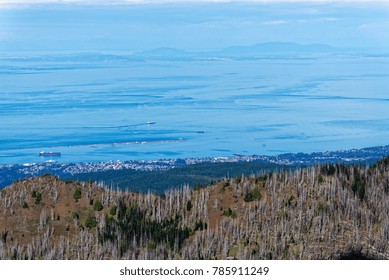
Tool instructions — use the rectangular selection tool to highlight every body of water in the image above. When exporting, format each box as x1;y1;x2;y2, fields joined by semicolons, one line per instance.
1;52;389;164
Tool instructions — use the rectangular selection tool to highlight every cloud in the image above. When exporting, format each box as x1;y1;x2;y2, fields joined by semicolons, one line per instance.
320;17;342;21
296;17;342;24
262;20;289;25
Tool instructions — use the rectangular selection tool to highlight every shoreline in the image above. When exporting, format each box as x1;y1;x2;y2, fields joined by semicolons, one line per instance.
1;144;389;189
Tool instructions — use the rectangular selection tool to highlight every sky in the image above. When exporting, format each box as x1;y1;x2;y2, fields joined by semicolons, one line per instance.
0;0;389;52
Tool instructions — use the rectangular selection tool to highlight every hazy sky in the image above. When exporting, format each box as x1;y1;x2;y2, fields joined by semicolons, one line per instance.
0;0;388;52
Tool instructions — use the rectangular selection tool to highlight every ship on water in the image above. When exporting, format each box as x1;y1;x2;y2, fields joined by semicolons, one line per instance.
39;151;61;157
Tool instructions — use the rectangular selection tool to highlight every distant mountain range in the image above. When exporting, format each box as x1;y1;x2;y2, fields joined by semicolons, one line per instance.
221;42;338;55
2;42;365;62
134;42;340;58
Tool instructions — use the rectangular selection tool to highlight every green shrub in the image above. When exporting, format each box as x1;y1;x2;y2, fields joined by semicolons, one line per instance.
71;212;79;220
93;200;103;211
194;220;207;231
73;188;81;202
223;208;237;219
244;187;261;202
34;192;42;205
85;214;97;229
109;205;117;216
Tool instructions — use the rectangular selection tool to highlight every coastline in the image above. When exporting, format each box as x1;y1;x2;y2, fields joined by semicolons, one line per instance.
1;144;389;190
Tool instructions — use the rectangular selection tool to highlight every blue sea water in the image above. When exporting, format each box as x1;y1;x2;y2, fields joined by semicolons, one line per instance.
1;52;389;164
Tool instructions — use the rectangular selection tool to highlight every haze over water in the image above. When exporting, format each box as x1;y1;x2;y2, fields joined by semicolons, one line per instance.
1;2;389;164
1;51;389;164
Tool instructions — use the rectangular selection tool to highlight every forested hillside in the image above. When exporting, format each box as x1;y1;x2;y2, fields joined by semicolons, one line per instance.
1;157;389;259
69;161;282;193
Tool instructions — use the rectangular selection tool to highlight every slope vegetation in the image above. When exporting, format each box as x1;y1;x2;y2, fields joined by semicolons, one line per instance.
1;158;389;259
